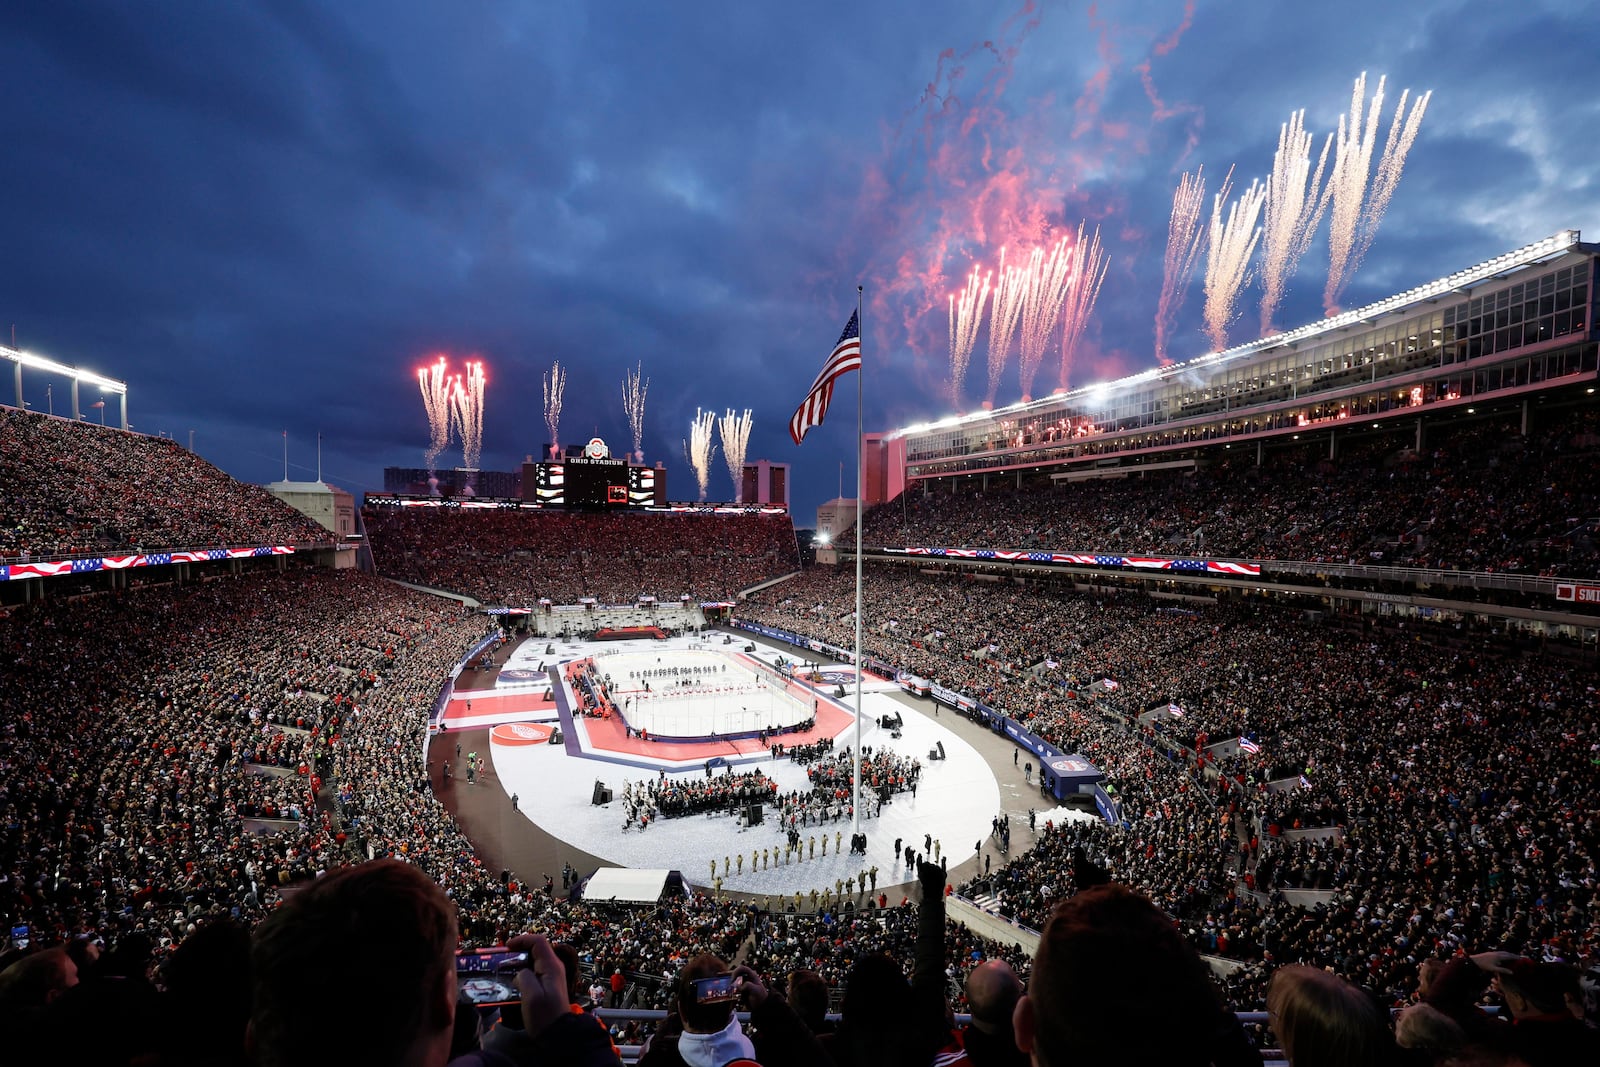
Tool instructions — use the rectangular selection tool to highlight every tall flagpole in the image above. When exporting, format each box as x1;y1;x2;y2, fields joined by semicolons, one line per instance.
851;284;864;840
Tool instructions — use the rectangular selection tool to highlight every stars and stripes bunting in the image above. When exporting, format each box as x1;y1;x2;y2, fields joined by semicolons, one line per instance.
883;545;1261;576
0;546;296;581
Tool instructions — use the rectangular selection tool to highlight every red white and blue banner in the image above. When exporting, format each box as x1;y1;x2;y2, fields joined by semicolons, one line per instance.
1;545;295;582
885;546;1262;576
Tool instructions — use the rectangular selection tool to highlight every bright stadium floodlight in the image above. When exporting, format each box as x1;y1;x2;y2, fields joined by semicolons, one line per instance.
2;346;127;393
3;343;129;429
816;531;831;545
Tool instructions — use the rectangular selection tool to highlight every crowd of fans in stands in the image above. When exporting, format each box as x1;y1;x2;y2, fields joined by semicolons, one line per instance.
0;570;497;955
865;406;1600;577
7;399;1600;1065
362;507;799;604
737;562;1600;1029
0;408;332;557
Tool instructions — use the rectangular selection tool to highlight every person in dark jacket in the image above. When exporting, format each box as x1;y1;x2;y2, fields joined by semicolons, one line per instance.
250;859;619;1067
1495;959;1600;1067
1013;882;1262;1067
785;969;834;1038
960;960;1027;1067
819;860;956;1067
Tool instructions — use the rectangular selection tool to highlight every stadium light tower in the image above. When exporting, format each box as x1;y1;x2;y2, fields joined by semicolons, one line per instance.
2;343;128;429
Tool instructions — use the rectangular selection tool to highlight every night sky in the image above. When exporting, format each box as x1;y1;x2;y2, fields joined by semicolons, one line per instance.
2;1;1596;522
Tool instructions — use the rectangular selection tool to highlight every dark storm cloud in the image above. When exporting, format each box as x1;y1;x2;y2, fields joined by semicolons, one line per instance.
0;1;1595;518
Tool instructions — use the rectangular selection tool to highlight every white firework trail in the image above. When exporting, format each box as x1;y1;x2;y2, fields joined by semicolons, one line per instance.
1260;110;1332;335
1155;168;1207;366
417;356;454;480
1058;221;1109;391
542;361;566;460
947;266;991;408
984;248;1031;406
622;362;649;462
1323;72;1432;315
1016;238;1074;402
718;408;754;502
688;407;717;502
449;359;486;473
1203;166;1267;353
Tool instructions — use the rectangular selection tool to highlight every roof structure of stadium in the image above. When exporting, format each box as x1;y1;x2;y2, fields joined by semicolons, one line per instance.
881;230;1597;486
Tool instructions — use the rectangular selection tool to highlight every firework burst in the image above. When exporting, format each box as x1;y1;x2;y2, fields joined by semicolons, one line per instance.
622;362;648;462
1203;166;1266;353
718;408;754;502
947;266;991;409
449;359;486;473
1016;239;1074;402
687;408;718;502
1324;72;1432;314
1260;111;1332;335
984;248;1030;407
1058;221;1109;391
1155;168;1207;365
417;356;454;483
542;361;566;460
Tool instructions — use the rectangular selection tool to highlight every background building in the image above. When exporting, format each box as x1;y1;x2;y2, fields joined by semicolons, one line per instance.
265;479;356;539
740;459;790;506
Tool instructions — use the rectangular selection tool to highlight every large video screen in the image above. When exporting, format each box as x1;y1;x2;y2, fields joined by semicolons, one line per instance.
535;460;646;508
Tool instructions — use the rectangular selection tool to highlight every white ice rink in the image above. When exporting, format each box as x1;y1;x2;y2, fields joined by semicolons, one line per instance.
485;631;1002;896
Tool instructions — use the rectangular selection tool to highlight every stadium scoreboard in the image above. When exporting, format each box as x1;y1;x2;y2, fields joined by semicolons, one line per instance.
523;438;659;508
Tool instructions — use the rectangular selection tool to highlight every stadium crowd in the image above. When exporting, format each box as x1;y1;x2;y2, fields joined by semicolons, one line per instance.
736;562;1600;1030
0;569;498;951
5;404;1600;1064
865;405;1600;577
0;408;332;557
362;506;799;605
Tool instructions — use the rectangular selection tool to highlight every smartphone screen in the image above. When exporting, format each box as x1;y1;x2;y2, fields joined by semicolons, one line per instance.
456;948;526;1008
693;974;737;1004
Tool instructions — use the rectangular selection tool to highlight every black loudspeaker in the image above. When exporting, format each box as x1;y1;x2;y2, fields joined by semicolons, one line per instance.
592;782;612;805
745;804;763;825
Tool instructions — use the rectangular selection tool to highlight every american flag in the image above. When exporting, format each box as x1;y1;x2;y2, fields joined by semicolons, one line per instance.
1167;703;1185;717
789;310;861;445
1237;736;1261;755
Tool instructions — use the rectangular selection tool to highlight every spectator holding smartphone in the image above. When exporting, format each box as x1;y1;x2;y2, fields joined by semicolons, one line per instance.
636;953;824;1067
249;859;620;1067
